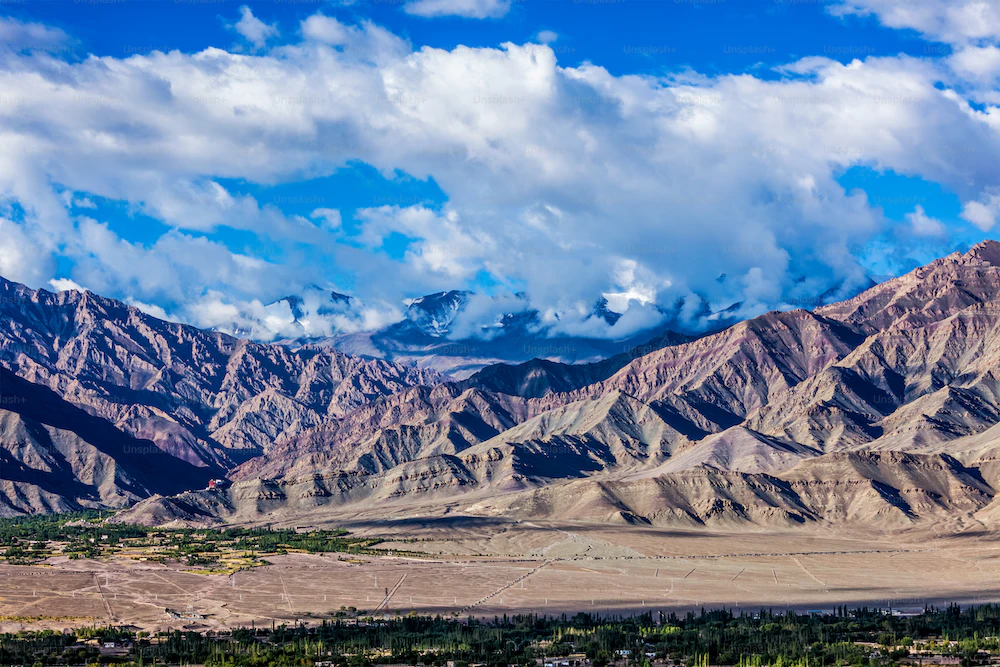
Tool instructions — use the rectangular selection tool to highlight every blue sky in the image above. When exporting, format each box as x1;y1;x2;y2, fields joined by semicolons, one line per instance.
10;0;947;73
0;0;998;340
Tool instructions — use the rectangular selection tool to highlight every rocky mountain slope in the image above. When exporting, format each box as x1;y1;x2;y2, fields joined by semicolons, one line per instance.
0;366;214;515
11;241;1000;532
0;276;440;478
463;451;993;530
116;241;1000;531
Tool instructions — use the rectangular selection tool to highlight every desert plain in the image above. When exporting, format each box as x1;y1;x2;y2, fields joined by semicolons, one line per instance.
4;516;1000;634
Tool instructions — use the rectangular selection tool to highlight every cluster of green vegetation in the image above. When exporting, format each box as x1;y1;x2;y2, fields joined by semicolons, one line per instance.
0;512;139;542
0;512;387;570
5;605;1000;667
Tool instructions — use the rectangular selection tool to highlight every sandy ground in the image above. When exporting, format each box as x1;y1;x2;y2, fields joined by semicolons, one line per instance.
3;520;1000;633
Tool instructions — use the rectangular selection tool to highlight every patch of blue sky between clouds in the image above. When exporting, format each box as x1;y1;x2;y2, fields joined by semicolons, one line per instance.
10;0;939;77
60;162;448;293
837;166;974;278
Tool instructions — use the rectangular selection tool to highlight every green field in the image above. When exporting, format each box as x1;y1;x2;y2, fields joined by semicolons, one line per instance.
0;511;391;573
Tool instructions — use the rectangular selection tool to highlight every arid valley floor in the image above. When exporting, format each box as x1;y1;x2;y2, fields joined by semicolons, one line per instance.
4;519;1000;634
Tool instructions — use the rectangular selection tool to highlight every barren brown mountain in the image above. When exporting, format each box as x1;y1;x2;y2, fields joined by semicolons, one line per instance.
0;365;214;514
0;276;440;476
9;242;1000;532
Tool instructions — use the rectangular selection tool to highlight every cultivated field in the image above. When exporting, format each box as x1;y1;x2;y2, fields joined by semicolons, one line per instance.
3;519;1000;633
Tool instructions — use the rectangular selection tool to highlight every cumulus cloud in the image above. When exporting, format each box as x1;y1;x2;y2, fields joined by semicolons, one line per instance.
0;17;69;52
301;14;352;45
906;205;948;237
231;6;278;50
0;12;999;340
355;205;494;280
949;45;1000;81
403;0;510;19
961;190;1000;230
298;14;408;60
828;0;1000;45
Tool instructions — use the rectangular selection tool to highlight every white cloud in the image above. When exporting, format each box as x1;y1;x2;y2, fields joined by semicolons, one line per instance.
127;299;172;321
537;30;559;45
828;0;1000;45
603;259;663;312
0;17;69;52
403;0;510;19
298;14;408;61
355;205;493;280
949;45;1000;82
311;208;342;230
906;205;948;236
961;191;1000;230
48;278;86;293
231;6;278;50
1;14;999;340
0;219;53;287
185;288;403;340
301;14;351;45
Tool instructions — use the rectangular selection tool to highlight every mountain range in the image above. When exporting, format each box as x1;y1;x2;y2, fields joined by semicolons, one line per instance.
5;242;1000;533
233;286;706;378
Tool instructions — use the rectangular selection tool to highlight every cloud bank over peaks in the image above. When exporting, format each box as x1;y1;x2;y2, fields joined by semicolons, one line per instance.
0;11;998;343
